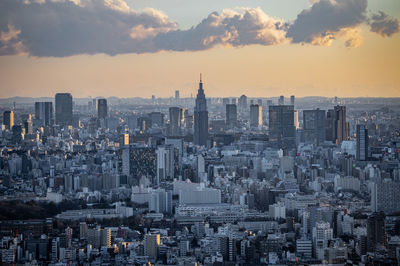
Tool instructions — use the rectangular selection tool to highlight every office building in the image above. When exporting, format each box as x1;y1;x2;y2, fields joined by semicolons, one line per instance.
169;107;183;136
149;112;164;128
296;238;312;259
119;147;157;185
371;180;400;214
3;110;14;130
238;95;247;113
194;74;208;146
175;90;179;100
144;234;160;260
149;189;172;214
12;125;23;144
55;93;73;126
303;109;326;144
23;114;33;134
356;124;368;161
226;104;237;129
97;98;107;119
250;104;262;127
156;145;177;184
35;102;53;126
278;96;284;105
313;221;333;260
367;212;387;252
326;105;348;143
290;95;295;106
179;187;221;204
268;105;295;149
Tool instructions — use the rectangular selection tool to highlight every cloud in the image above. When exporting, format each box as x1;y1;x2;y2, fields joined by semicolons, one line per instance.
287;0;367;45
0;0;177;56
154;8;289;51
369;11;399;37
0;0;399;57
0;24;26;55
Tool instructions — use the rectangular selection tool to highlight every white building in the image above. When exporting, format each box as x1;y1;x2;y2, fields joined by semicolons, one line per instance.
312;221;333;261
179;187;221;205
269;202;286;220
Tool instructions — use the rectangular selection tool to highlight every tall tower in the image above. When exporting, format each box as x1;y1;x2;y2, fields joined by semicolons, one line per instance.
226;104;237;129
356;124;368;161
194;74;208;146
55;93;73;126
97;98;108;119
35;102;53;126
3;110;14;130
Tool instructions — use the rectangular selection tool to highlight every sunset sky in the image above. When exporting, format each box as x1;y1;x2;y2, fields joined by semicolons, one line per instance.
0;0;399;98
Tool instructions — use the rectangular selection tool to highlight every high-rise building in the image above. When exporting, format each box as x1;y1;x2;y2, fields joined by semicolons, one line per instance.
238;95;247;113
250;104;262;127
35;102;53;127
55;93;73;126
303;109;326;144
156;145;176;184
175;90;180;100
226;104;237;129
194;74;208;146
149;112;164;128
290;95;295;106
312;221;333;260
23;115;33;135
144;234;160;260
367;212;387;252
169;107;182;136
12;125;23;144
119;147;157;185
278;96;284;105
97;98;108;119
371;180;400;214
269;105;295;149
3;110;14;130
326;105;348;143
356;124;368;161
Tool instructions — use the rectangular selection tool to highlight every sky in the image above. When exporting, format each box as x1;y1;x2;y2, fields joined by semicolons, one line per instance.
0;0;399;98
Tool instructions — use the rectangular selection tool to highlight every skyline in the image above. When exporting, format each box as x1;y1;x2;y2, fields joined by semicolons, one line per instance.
0;0;399;98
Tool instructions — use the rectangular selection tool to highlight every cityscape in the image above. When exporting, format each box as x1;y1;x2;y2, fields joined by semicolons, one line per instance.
1;0;400;265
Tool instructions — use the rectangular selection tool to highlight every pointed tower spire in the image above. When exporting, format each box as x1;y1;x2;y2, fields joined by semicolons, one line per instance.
200;73;202;83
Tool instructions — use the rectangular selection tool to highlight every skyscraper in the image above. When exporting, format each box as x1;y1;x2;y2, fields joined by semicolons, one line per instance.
269;105;295;149
238;95;247;113
55;93;73;126
145;234;160;260
97;98;108;119
334;105;348;143
326;105;348;143
169;107;182;136
175;90;180;100
35;102;53;126
290;95;295;106
356;124;368;161
226;104;237;129
303;109;326;144
156;145;176;184
250;104;262;127
3;110;14;130
194;74;208;146
367;212;387;252
278;96;284;105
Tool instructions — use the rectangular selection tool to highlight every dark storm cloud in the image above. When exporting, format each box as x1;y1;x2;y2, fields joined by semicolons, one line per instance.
369;11;400;37
286;0;368;44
